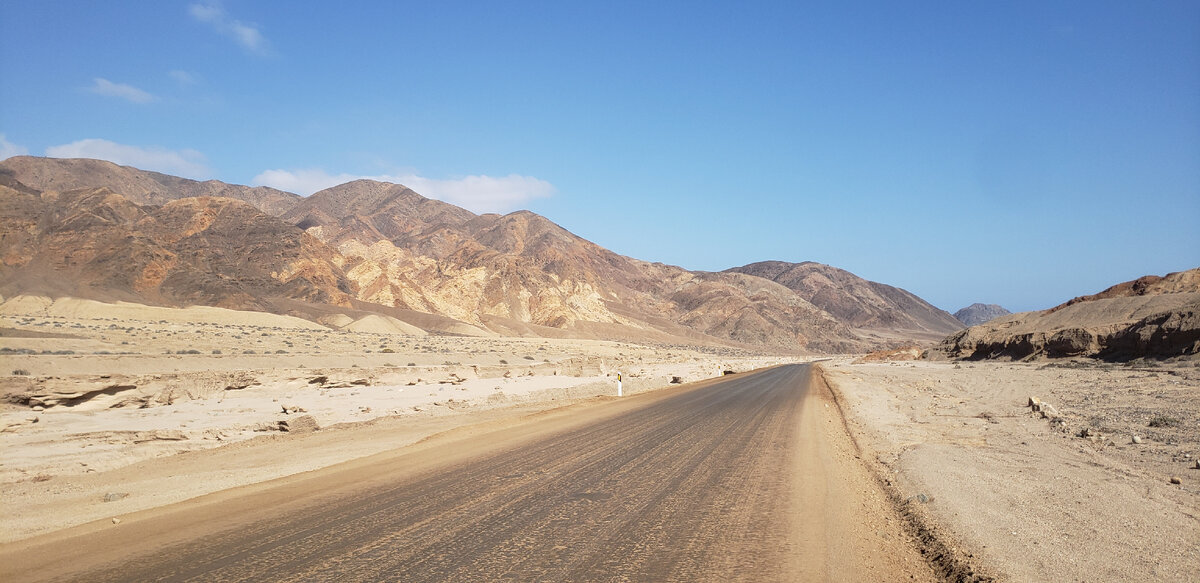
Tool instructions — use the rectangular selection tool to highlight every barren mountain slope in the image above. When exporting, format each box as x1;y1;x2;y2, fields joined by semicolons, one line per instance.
0;156;300;215
287;181;863;351
0;182;354;311
1050;268;1200;311
726;261;963;337
934;268;1200;360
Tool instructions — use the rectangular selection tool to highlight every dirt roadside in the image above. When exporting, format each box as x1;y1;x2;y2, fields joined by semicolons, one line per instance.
821;359;1200;583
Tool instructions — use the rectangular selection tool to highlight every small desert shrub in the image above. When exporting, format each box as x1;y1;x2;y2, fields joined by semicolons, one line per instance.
381;348;395;353
12;369;30;376
407;362;417;367
212;349;222;354
499;359;508;364
180;349;201;355
523;355;535;360
1148;415;1180;428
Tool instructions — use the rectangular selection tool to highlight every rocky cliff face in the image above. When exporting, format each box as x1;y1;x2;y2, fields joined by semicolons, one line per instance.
934;269;1200;361
953;303;1011;326
725;261;963;338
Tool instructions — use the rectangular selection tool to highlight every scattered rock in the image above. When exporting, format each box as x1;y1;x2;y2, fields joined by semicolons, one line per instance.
31;405;44;412
1132;435;1143;444
906;493;930;504
1169;476;1182;485
111;517;121;525
103;492;129;502
277;414;319;434
1077;427;1097;438
307;376;328;385
670;376;683;384
1028;396;1041;408
280;405;306;414
1035;401;1061;420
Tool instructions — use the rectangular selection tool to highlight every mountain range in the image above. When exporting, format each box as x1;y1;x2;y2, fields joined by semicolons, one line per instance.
0;156;965;352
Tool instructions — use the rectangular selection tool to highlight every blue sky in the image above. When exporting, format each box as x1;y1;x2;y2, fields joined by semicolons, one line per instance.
2;1;1197;313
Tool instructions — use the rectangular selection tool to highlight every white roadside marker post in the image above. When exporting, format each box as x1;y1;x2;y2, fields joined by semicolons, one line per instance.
617;372;622;397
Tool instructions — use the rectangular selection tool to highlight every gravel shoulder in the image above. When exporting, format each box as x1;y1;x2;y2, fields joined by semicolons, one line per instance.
822;358;1200;582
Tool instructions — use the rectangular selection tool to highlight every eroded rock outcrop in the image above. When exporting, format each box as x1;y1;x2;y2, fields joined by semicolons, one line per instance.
933;270;1200;361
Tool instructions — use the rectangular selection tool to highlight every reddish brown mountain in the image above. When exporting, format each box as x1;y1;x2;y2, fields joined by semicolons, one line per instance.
725;261;963;340
0;180;353;311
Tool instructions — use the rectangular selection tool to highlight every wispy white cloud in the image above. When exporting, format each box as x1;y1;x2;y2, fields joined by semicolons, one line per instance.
401;174;557;213
189;2;270;55
0;134;29;161
252;168;556;213
45;139;213;180
252;168;361;196
169;69;200;86
88;78;157;104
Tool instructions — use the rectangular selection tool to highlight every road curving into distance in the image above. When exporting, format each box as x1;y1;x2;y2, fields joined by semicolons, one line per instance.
3;364;934;582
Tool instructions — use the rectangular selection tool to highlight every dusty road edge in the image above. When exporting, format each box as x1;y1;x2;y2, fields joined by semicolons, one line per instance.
815;364;997;583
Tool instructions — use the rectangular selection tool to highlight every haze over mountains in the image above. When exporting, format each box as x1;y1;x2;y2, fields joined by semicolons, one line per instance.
0;156;971;352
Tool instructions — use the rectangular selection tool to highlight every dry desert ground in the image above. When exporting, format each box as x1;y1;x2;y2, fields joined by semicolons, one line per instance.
0;295;797;542
2;295;1198;582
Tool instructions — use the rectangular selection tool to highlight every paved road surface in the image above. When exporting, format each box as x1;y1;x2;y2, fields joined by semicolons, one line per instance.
10;364;932;582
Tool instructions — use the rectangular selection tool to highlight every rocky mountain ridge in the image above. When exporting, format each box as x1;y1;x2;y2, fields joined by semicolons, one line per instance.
0;156;299;215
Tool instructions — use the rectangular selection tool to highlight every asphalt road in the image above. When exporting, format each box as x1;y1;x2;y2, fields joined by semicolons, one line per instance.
25;364;930;582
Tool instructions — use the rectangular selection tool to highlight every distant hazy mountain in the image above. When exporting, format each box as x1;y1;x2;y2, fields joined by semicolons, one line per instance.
0;156;972;353
953;303;1011;326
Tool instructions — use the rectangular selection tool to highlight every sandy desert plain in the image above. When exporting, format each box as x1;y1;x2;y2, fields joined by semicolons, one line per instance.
1;294;1198;582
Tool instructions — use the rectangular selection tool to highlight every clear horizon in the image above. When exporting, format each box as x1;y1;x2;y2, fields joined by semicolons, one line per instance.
2;1;1197;313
